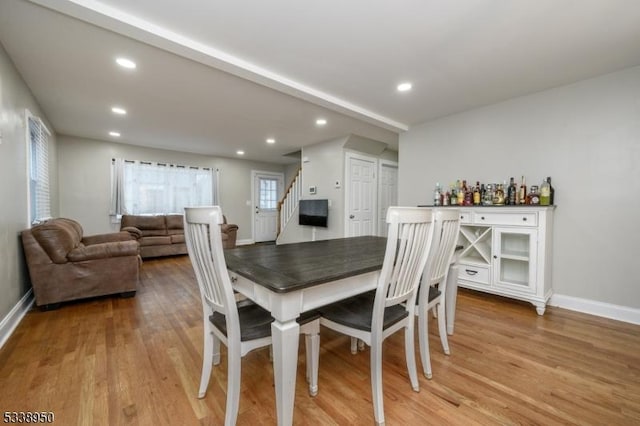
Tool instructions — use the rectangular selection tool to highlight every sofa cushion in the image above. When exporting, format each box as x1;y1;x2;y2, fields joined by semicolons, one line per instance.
121;215;167;236
68;240;139;261
31;220;82;264
57;218;84;238
165;215;184;235
170;234;185;244
139;236;172;246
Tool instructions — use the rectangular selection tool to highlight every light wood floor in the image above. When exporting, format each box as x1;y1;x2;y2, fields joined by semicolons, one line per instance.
2;255;639;425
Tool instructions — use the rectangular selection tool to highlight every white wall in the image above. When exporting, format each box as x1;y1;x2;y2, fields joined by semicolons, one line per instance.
57;136;286;241
277;137;348;243
301;137;349;240
0;42;58;322
278;137;399;244
399;66;640;310
284;158;301;188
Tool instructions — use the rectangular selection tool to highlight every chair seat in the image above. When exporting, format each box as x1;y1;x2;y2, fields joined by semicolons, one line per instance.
415;285;442;305
299;310;321;324
211;303;321;342
211;303;273;342
319;291;408;332
429;286;441;302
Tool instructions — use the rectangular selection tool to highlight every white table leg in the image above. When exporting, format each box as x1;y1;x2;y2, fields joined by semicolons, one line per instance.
271;319;300;426
445;265;459;335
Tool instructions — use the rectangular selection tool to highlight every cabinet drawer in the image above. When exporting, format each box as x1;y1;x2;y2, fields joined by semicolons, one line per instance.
472;211;537;226
458;210;472;224
458;263;490;284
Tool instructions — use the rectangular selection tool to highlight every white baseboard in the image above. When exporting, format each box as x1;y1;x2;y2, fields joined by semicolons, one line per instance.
550;293;640;325
236;239;255;246
0;289;34;350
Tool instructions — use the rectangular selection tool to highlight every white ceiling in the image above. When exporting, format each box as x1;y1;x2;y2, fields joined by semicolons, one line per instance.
2;0;640;164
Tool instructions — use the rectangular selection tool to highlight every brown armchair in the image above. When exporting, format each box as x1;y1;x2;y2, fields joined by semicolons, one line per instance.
21;218;140;309
221;215;239;249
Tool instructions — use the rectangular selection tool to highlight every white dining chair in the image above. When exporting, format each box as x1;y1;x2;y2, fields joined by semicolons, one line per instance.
184;206;320;425
319;207;435;426
416;208;461;379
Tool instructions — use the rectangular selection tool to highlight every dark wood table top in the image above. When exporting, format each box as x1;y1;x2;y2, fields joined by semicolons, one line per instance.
224;236;387;293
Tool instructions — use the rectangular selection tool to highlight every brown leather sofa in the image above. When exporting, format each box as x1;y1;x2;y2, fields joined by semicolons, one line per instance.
121;214;238;258
21;218;140;309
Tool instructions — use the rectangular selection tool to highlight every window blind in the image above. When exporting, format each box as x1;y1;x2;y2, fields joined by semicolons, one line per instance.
28;113;51;224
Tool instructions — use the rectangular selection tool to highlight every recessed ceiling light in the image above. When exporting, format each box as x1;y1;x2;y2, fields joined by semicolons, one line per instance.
111;107;127;115
116;57;136;69
236;150;245;155
266;138;276;144
397;82;412;92
109;131;121;137
316;118;327;126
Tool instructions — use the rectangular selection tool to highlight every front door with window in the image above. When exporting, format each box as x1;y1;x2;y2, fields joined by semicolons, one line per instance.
253;172;283;242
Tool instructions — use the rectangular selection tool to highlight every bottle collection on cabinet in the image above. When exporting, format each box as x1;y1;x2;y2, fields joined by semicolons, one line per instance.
433;176;554;207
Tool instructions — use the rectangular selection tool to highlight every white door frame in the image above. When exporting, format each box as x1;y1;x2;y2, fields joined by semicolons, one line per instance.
377;159;398;236
344;151;378;237
251;170;284;242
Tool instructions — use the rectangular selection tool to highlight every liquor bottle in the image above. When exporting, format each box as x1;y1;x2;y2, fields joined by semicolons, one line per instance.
493;183;505;205
539;179;551;206
528;185;540;205
433;182;442;206
473;181;481;205
507;177;516;205
546;176;555;205
450;185;458;206
457;180;464;205
443;190;450;206
464;185;473;206
518;176;527;205
483;184;493;205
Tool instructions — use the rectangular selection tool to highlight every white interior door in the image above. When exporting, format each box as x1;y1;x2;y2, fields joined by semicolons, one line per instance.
346;153;377;237
378;162;398;237
253;171;283;242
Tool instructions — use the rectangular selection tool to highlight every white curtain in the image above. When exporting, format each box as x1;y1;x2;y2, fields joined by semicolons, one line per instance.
109;158;125;216
110;159;218;216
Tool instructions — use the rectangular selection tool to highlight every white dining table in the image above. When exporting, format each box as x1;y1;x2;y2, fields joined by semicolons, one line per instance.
224;236;461;425
225;236;386;426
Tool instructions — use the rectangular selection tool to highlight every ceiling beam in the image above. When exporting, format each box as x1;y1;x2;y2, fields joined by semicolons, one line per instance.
29;0;409;133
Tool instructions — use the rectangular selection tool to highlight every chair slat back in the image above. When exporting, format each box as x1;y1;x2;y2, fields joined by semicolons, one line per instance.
375;207;435;315
424;209;461;287
184;207;237;320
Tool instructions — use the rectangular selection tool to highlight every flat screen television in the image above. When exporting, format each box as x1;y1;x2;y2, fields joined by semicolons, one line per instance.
299;199;328;228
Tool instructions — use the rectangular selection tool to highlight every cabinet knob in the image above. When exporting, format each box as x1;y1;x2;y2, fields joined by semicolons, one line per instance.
460;215;464;220
493;255;497;259
522;217;527;221
481;216;485;220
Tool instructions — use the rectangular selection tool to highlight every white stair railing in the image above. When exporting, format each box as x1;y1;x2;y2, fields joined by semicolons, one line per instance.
278;168;302;236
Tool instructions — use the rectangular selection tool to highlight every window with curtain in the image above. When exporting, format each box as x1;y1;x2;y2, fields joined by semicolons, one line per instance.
27;112;51;224
110;159;218;216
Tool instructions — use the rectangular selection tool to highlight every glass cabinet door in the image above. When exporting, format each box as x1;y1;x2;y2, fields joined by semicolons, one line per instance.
492;227;537;293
